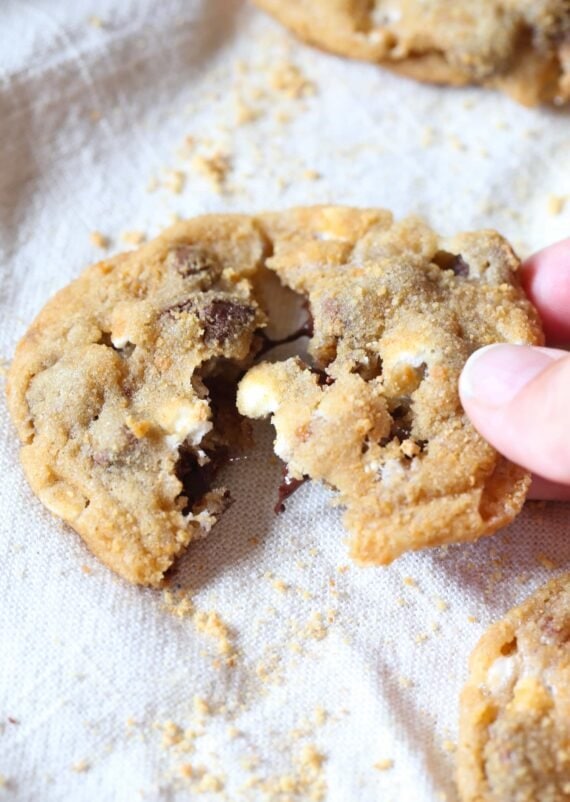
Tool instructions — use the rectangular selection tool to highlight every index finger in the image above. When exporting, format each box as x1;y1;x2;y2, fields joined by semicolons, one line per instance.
521;239;570;348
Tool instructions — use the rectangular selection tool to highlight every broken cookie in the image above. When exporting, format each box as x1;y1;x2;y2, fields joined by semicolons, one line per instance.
7;207;542;584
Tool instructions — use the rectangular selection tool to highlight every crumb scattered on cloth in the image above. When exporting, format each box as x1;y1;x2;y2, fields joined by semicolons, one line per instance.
1;1;569;801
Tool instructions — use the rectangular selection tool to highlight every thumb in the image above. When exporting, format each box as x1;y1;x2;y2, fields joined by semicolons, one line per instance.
459;344;570;485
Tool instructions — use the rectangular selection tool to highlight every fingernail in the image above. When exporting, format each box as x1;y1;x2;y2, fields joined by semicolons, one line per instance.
460;344;554;407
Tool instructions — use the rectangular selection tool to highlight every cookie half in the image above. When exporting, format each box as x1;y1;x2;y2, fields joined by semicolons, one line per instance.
238;206;542;565
458;575;570;802
253;0;570;106
7;216;268;585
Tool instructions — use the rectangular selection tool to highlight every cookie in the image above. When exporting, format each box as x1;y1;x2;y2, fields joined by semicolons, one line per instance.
457;575;570;802
8;207;541;584
253;0;570;106
7;216;268;586
238;206;542;565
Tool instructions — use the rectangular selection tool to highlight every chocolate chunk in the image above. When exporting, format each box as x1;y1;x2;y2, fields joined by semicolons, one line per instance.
313;369;335;387
175;443;227;515
162;298;195;319
198;299;256;345
275;466;307;513
380;422;412;446
166;244;222;279
379;401;415;446
433;250;470;278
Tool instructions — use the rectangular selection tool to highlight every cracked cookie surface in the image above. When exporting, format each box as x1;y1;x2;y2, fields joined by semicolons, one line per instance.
8;207;542;584
253;0;570;105
458;575;570;802
239;206;542;565
7;216;267;585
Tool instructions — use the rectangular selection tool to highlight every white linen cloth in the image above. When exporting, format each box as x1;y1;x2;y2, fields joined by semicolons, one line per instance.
1;2;569;800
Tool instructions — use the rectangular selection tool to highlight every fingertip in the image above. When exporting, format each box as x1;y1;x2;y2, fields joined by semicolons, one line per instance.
460;347;570;484
521;239;570;346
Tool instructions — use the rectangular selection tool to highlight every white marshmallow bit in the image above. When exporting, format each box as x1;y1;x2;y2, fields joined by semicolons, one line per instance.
237;373;280;418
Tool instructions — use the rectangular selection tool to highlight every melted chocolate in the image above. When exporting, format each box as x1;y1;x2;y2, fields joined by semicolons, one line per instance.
175;445;227;515
433;250;470;278
275;466;307;514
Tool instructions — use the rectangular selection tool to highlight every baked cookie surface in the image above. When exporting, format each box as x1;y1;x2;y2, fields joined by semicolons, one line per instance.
7;216;267;586
253;0;570;106
8;207;541;584
239;207;542;566
458;575;570;802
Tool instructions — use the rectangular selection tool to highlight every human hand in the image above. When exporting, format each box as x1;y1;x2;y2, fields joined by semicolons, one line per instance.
459;238;570;501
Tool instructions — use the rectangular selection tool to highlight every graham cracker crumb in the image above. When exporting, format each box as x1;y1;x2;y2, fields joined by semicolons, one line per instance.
89;231;109;250
178;136;197;160
537;553;557;570
235;99;261;125
88;15;104;28
197;772;224;793
164;169;186;195
434;596;448;612
80;564;92;575
303;612;329;641
547;195;566;216
449;135;465;151
442;739;456;753
71;759;90;773
193;696;210;717
193;152;231;192
420;126;434;147
299;744;325;770
162;589;194;618
270;63;316;99
374;758;394;771
402;576;417;588
271;578;289;594
161;721;184;748
193;610;237;664
121;230;146;246
179;763;194;779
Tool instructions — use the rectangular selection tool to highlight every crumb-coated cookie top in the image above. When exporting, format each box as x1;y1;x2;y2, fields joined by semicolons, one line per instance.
253;0;570;105
239;207;542;565
458;575;570;802
8;207;542;585
7;216;268;586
